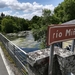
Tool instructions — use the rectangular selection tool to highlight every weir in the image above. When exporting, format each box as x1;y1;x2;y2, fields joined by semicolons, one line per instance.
0;33;75;75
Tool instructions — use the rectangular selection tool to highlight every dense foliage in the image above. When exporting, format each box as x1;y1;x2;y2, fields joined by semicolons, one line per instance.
0;14;30;33
54;0;75;22
0;0;75;48
31;0;75;48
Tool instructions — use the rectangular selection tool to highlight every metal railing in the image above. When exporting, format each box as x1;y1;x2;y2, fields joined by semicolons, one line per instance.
0;33;28;75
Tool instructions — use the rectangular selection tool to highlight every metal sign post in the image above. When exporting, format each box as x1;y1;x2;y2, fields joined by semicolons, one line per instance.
47;24;75;75
71;39;75;52
68;39;75;75
48;44;54;75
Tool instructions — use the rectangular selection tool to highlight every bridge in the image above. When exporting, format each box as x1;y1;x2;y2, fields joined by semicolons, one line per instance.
0;33;75;75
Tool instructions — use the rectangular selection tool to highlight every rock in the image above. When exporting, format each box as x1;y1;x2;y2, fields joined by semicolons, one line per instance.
6;31;29;38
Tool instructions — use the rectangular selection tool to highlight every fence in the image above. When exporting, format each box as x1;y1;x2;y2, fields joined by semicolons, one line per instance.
0;33;28;75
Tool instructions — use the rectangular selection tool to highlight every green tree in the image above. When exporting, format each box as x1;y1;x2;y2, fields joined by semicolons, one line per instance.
32;0;75;49
54;0;75;23
32;9;52;48
30;15;41;29
1;12;5;18
1;18;17;33
20;18;29;30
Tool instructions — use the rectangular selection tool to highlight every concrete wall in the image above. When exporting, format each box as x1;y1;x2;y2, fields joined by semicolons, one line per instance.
27;47;75;75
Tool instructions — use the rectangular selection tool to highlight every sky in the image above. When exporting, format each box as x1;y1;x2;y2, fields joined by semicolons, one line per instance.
0;0;64;20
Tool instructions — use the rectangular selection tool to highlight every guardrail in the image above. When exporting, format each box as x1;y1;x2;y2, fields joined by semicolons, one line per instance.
0;33;75;75
0;33;28;75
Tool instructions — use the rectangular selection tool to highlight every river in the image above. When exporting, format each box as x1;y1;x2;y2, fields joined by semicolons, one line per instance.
10;31;40;53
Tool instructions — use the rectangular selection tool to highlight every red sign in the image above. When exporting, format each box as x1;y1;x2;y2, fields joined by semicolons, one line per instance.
47;24;75;46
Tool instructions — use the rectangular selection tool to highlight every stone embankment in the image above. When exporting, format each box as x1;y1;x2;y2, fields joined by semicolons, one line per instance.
27;47;75;75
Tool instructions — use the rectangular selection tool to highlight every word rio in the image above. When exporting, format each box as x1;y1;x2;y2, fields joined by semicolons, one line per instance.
53;30;62;39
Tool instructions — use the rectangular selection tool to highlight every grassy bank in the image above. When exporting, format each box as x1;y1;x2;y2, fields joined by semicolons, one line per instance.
0;42;16;66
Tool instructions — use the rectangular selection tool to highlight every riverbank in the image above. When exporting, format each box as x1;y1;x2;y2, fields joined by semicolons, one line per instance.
6;31;29;40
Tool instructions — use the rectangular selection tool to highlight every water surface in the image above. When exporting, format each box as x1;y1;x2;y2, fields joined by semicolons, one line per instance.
11;31;40;52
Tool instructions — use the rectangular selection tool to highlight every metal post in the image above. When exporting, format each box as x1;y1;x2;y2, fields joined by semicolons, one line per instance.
71;39;75;52
48;44;54;75
68;40;75;75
